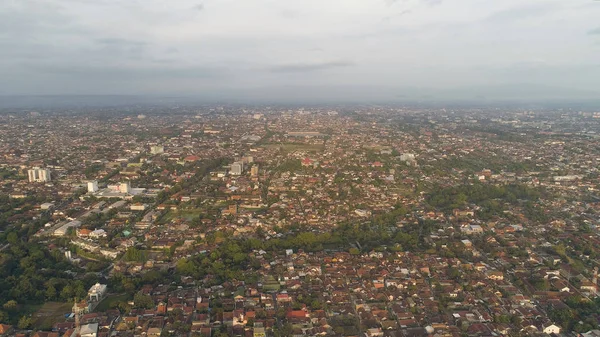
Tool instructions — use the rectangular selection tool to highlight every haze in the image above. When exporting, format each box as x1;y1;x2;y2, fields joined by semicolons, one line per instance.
2;0;600;101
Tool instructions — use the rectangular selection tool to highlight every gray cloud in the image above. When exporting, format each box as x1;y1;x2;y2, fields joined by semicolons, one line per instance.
422;0;443;6
1;0;600;99
589;27;600;35
95;38;149;47
27;62;227;80
384;0;401;6
269;61;354;73
485;2;559;23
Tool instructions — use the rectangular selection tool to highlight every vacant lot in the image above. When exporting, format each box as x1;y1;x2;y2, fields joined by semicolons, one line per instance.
160;208;206;223
32;302;72;330
95;293;130;312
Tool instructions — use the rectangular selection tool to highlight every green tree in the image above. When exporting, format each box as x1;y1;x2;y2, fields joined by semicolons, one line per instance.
3;300;17;312
6;232;19;245
18;315;33;329
133;292;155;309
60;285;74;301
45;285;57;300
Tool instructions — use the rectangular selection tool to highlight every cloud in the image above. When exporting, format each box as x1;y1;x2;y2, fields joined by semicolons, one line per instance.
95;38;149;47
485;2;559;23
1;0;600;97
28;63;227;80
384;0;401;6
422;0;443;6
588;27;600;35
269;60;354;73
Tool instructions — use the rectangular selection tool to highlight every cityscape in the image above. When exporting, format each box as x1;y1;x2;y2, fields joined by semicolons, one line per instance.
1;104;600;337
2;0;600;336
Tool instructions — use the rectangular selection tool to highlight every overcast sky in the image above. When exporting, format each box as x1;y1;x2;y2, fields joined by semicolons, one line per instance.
1;0;600;100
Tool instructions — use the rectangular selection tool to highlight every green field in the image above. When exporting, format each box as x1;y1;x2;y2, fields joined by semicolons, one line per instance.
94;293;130;312
262;143;324;153
32;302;72;330
261;275;281;291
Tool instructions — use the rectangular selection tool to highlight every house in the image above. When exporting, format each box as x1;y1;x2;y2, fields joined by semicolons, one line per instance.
184;155;201;162
31;332;59;337
89;229;107;239
253;322;266;337
0;324;13;336
301;158;314;167
580;280;597;294
130;203;148;211
79;323;98;337
542;324;561;334
73;300;91;315
366;328;384;337
77;229;93;237
276;293;292;303
41;202;55;210
147;327;162;337
487;271;504;281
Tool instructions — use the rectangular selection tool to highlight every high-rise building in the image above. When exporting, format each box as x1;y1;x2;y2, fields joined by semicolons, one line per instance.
400;153;416;162
28;167;51;182
88;181;99;193
150;145;164;155
120;181;131;194
231;162;244;175
251;165;259;177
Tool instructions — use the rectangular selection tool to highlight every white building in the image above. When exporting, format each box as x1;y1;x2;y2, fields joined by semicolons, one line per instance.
40;202;55;210
120;181;131;194
28;167;51;182
400;153;416;162
53;220;82;237
87;180;99;193
542;324;561;334
130;203;148;211
88;283;107;302
89;229;107;238
231;162;244;175
150;145;164;155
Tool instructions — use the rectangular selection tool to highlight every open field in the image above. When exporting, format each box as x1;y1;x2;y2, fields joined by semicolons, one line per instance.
32;302;72;330
95;293;130;312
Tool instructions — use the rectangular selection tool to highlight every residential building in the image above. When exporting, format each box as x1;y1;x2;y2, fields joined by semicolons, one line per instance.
28;167;51;182
231;162;243;175
88;180;98;193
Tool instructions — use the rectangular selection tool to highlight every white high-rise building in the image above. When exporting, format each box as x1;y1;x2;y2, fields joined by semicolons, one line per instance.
231;162;244;175
28;167;51;182
150;145;164;155
120;181;131;194
400;153;416;162
88;181;99;193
